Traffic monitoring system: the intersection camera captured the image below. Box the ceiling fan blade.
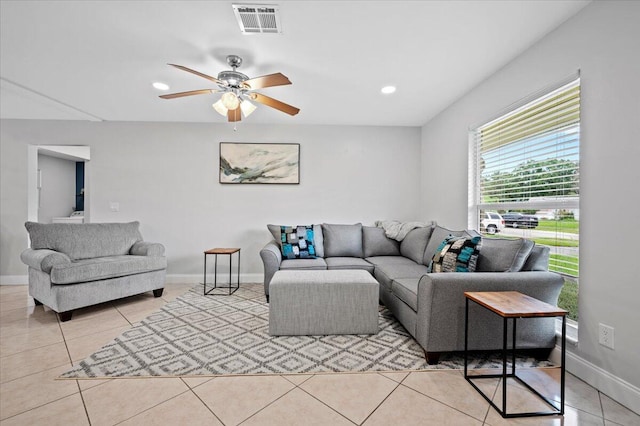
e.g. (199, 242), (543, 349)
(227, 107), (242, 122)
(159, 89), (217, 99)
(168, 64), (224, 85)
(250, 93), (300, 116)
(243, 72), (292, 90)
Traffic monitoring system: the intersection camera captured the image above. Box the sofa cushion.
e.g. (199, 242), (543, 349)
(325, 257), (374, 273)
(427, 235), (482, 273)
(400, 227), (433, 264)
(391, 278), (419, 311)
(280, 258), (327, 270)
(322, 223), (363, 258)
(365, 256), (420, 267)
(363, 226), (401, 257)
(279, 225), (317, 259)
(25, 221), (142, 261)
(373, 262), (429, 289)
(268, 224), (324, 258)
(476, 238), (535, 272)
(422, 225), (468, 265)
(50, 255), (167, 285)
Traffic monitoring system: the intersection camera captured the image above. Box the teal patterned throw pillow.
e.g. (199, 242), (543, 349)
(428, 235), (482, 273)
(280, 226), (317, 259)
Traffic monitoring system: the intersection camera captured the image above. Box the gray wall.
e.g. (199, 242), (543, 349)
(37, 154), (76, 223)
(0, 121), (422, 278)
(420, 0), (640, 396)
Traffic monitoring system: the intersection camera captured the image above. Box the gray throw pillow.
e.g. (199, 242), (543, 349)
(400, 227), (433, 264)
(475, 238), (535, 272)
(363, 226), (400, 257)
(322, 223), (363, 258)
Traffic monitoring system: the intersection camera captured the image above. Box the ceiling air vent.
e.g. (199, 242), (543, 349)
(232, 4), (282, 34)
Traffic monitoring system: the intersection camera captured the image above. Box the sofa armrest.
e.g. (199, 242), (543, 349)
(260, 240), (282, 295)
(415, 271), (564, 352)
(20, 248), (71, 274)
(130, 241), (165, 257)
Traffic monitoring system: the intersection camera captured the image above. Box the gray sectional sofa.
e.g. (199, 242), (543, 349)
(260, 223), (565, 364)
(20, 221), (167, 321)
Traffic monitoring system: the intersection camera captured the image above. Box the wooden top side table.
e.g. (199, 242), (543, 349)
(465, 291), (568, 317)
(203, 248), (240, 296)
(464, 291), (568, 418)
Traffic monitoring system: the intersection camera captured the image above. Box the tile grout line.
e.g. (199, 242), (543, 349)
(182, 377), (228, 425)
(0, 391), (84, 423)
(59, 306), (94, 426)
(357, 374), (406, 425)
(75, 379), (93, 426)
(109, 387), (197, 426)
(398, 373), (492, 424)
(235, 376), (361, 426)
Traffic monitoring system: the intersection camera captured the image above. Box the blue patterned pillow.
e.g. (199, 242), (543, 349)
(280, 225), (317, 259)
(428, 235), (482, 273)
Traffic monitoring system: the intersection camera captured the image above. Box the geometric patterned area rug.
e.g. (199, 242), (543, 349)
(60, 283), (553, 379)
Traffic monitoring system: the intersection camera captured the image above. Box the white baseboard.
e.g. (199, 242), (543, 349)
(551, 346), (640, 415)
(0, 275), (28, 285)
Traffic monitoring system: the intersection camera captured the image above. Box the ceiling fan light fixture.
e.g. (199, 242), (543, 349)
(221, 92), (240, 109)
(381, 85), (396, 94)
(212, 99), (228, 116)
(152, 82), (170, 91)
(240, 99), (257, 117)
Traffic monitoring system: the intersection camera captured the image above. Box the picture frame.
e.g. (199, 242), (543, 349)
(219, 142), (300, 184)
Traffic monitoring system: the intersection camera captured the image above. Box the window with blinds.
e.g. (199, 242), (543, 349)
(469, 77), (580, 321)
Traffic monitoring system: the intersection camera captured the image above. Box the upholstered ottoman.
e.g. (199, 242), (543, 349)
(269, 269), (379, 335)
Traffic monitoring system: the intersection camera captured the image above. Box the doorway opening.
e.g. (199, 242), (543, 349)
(27, 145), (90, 224)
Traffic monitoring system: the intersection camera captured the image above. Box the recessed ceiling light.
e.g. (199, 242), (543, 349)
(381, 86), (396, 94)
(153, 82), (170, 91)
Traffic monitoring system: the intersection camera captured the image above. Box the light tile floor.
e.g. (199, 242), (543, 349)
(1, 283), (638, 426)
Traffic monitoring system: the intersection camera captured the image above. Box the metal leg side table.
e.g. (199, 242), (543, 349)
(203, 248), (240, 296)
(464, 291), (567, 418)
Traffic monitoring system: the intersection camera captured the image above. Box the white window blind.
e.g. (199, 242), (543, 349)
(472, 79), (580, 213)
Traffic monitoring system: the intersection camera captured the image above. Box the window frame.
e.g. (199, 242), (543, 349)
(468, 74), (581, 330)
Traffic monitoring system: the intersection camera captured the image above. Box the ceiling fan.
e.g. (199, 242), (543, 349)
(159, 55), (300, 122)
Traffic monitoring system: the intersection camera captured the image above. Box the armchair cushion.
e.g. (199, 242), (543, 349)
(50, 255), (167, 285)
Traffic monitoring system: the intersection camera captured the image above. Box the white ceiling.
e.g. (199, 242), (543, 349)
(0, 1), (590, 127)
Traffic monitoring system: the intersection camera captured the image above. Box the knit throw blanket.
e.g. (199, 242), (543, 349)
(374, 220), (428, 241)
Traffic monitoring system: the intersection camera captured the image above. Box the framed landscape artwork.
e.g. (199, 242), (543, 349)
(219, 142), (300, 184)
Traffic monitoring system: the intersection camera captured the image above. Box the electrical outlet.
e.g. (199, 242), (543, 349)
(109, 202), (120, 212)
(599, 323), (615, 349)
